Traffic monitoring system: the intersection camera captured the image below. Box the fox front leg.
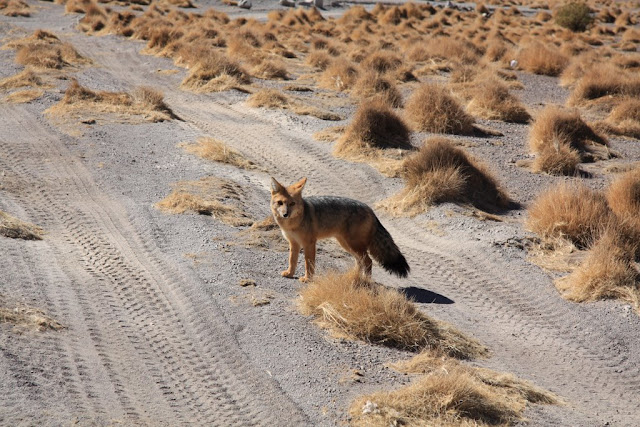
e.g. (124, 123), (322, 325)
(282, 240), (301, 278)
(300, 242), (316, 282)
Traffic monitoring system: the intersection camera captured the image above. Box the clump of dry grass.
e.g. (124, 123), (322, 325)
(334, 98), (411, 155)
(181, 52), (250, 92)
(382, 137), (510, 215)
(0, 296), (64, 331)
(529, 106), (610, 174)
(466, 78), (530, 123)
(596, 98), (640, 139)
(360, 51), (403, 75)
(247, 89), (341, 121)
(0, 0), (30, 17)
(0, 68), (46, 90)
(569, 65), (640, 105)
(607, 167), (640, 234)
(3, 89), (44, 103)
(47, 80), (175, 122)
(156, 177), (253, 226)
(299, 270), (487, 358)
(181, 137), (255, 169)
(305, 50), (332, 70)
(350, 70), (402, 108)
(555, 226), (639, 310)
(517, 42), (568, 76)
(7, 30), (88, 70)
(251, 58), (289, 80)
(0, 211), (43, 240)
(351, 353), (559, 427)
(318, 58), (359, 91)
(404, 83), (475, 135)
(527, 182), (610, 249)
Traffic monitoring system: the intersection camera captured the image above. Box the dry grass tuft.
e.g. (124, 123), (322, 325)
(405, 83), (475, 135)
(313, 125), (346, 142)
(607, 167), (640, 234)
(529, 106), (610, 174)
(0, 0), (30, 17)
(466, 78), (530, 123)
(181, 52), (250, 92)
(382, 137), (510, 215)
(517, 42), (568, 76)
(335, 98), (411, 155)
(351, 70), (402, 108)
(569, 65), (640, 105)
(298, 270), (487, 358)
(247, 89), (341, 121)
(251, 58), (289, 80)
(0, 297), (64, 331)
(596, 98), (640, 139)
(3, 88), (44, 103)
(526, 182), (610, 249)
(156, 177), (253, 227)
(555, 226), (639, 310)
(7, 30), (88, 70)
(0, 211), (43, 240)
(318, 58), (359, 91)
(351, 353), (559, 427)
(181, 137), (255, 169)
(0, 68), (47, 90)
(47, 79), (175, 122)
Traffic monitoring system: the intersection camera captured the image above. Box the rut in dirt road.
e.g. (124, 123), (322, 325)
(0, 104), (308, 425)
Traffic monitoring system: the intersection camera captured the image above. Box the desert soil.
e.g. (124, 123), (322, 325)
(1, 1), (640, 426)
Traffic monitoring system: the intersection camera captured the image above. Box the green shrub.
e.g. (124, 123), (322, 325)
(555, 2), (593, 32)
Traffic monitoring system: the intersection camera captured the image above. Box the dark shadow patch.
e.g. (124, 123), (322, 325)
(400, 286), (454, 304)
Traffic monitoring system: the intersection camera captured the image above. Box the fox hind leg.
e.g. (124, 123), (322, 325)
(337, 237), (372, 277)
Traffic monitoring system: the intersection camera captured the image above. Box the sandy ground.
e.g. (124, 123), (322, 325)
(1, 1), (640, 426)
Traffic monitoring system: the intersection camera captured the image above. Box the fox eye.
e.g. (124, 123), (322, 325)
(289, 202), (295, 206)
(277, 201), (283, 206)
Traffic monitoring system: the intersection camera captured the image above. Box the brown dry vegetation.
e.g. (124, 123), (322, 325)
(350, 353), (559, 427)
(0, 68), (47, 90)
(47, 79), (175, 122)
(6, 30), (89, 70)
(318, 58), (359, 91)
(596, 98), (640, 139)
(4, 88), (44, 103)
(247, 89), (340, 121)
(0, 0), (29, 17)
(0, 210), (43, 240)
(351, 71), (402, 108)
(527, 182), (610, 249)
(0, 296), (64, 331)
(404, 83), (475, 135)
(517, 42), (568, 76)
(383, 138), (510, 215)
(156, 177), (253, 227)
(569, 65), (640, 105)
(466, 78), (530, 123)
(298, 270), (487, 358)
(607, 167), (640, 234)
(181, 137), (255, 169)
(529, 106), (610, 174)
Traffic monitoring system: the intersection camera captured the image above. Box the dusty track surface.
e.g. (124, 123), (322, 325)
(1, 1), (640, 426)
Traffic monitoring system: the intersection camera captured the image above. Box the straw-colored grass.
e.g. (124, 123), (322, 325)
(318, 58), (359, 91)
(181, 52), (250, 92)
(569, 65), (640, 105)
(351, 352), (559, 427)
(597, 98), (640, 139)
(0, 0), (30, 17)
(46, 80), (175, 122)
(181, 137), (255, 169)
(247, 89), (341, 121)
(0, 211), (43, 240)
(4, 89), (44, 103)
(607, 167), (640, 234)
(0, 297), (64, 331)
(404, 83), (475, 135)
(527, 182), (610, 249)
(555, 226), (639, 310)
(351, 71), (403, 108)
(517, 42), (568, 76)
(466, 78), (530, 123)
(0, 68), (47, 90)
(529, 106), (610, 174)
(7, 30), (88, 70)
(382, 137), (510, 215)
(298, 270), (487, 358)
(156, 177), (252, 227)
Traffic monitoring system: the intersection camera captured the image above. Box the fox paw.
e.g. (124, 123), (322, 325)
(299, 276), (310, 283)
(281, 270), (295, 278)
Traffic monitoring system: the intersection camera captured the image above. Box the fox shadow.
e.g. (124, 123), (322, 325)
(400, 286), (454, 304)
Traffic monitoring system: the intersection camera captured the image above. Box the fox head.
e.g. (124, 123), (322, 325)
(270, 177), (306, 221)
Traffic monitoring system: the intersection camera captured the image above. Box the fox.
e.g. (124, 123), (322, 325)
(270, 177), (410, 282)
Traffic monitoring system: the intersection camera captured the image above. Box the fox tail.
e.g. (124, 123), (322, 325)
(369, 219), (410, 278)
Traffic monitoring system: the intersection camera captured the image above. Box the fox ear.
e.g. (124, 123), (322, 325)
(270, 177), (285, 195)
(291, 177), (307, 193)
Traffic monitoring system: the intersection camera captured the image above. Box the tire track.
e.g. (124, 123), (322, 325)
(0, 104), (308, 425)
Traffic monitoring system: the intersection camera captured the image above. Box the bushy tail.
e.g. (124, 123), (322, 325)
(369, 219), (410, 278)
